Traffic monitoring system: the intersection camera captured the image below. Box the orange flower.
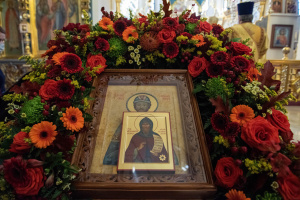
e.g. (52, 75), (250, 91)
(247, 67), (261, 82)
(122, 26), (139, 43)
(191, 34), (206, 47)
(42, 45), (57, 57)
(60, 107), (84, 132)
(230, 105), (255, 125)
(52, 52), (69, 65)
(225, 189), (250, 200)
(29, 121), (58, 149)
(99, 17), (113, 30)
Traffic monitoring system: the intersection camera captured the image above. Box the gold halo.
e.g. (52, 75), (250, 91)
(133, 114), (158, 132)
(126, 93), (158, 112)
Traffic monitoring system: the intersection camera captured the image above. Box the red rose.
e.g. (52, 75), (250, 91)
(157, 29), (176, 43)
(86, 54), (107, 74)
(292, 141), (300, 158)
(3, 157), (44, 196)
(39, 79), (58, 100)
(198, 21), (212, 33)
(267, 108), (293, 143)
(241, 116), (281, 153)
(277, 172), (300, 200)
(188, 57), (209, 77)
(230, 42), (252, 56)
(9, 132), (31, 154)
(215, 157), (243, 188)
(212, 24), (224, 36)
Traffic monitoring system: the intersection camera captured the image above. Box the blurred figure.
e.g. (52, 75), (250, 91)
(0, 26), (5, 95)
(5, 0), (20, 51)
(228, 2), (269, 62)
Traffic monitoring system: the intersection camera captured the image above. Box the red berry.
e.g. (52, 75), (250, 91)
(235, 159), (242, 166)
(81, 100), (84, 105)
(226, 78), (232, 83)
(80, 86), (86, 92)
(29, 96), (34, 100)
(240, 146), (248, 154)
(228, 71), (234, 75)
(181, 59), (185, 63)
(184, 56), (189, 60)
(234, 81), (239, 85)
(223, 70), (228, 74)
(15, 109), (20, 114)
(231, 147), (238, 155)
(42, 110), (49, 116)
(33, 92), (38, 96)
(228, 137), (236, 144)
(41, 99), (46, 103)
(242, 81), (247, 86)
(44, 104), (50, 110)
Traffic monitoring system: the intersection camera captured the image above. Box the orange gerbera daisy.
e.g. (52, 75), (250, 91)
(52, 52), (69, 65)
(60, 107), (84, 132)
(191, 34), (206, 47)
(29, 121), (58, 149)
(230, 105), (255, 125)
(122, 26), (139, 43)
(247, 67), (261, 82)
(225, 189), (250, 200)
(99, 17), (113, 30)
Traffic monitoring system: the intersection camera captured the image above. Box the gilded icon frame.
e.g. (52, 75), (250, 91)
(71, 69), (215, 199)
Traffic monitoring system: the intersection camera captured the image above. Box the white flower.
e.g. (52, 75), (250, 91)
(130, 52), (135, 58)
(128, 46), (134, 51)
(137, 62), (141, 65)
(8, 109), (15, 115)
(136, 54), (140, 58)
(134, 49), (139, 53)
(129, 60), (133, 64)
(137, 45), (142, 49)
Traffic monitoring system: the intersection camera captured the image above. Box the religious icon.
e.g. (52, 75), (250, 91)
(118, 112), (175, 173)
(286, 0), (298, 14)
(272, 0), (282, 13)
(103, 93), (158, 165)
(271, 25), (293, 48)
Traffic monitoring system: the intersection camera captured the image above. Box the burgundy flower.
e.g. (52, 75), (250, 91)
(10, 81), (40, 97)
(56, 79), (75, 100)
(95, 37), (110, 51)
(188, 57), (209, 77)
(162, 42), (179, 59)
(78, 24), (90, 33)
(270, 153), (292, 176)
(206, 64), (224, 78)
(211, 113), (228, 134)
(163, 17), (179, 31)
(113, 20), (127, 36)
(222, 122), (240, 139)
(231, 56), (251, 72)
(60, 53), (83, 73)
(56, 100), (71, 111)
(84, 71), (93, 82)
(176, 24), (185, 34)
(65, 46), (76, 54)
(212, 24), (224, 36)
(47, 65), (62, 78)
(211, 51), (229, 66)
(180, 32), (192, 44)
(3, 157), (44, 196)
(62, 23), (80, 32)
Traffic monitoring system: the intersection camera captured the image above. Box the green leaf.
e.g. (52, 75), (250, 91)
(231, 38), (241, 42)
(53, 189), (63, 199)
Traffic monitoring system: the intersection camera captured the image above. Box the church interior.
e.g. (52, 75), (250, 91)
(0, 0), (300, 199)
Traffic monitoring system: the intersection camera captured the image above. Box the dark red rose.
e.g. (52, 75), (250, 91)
(267, 108), (293, 143)
(86, 54), (107, 74)
(163, 17), (179, 31)
(269, 153), (291, 176)
(95, 37), (110, 51)
(206, 64), (224, 78)
(62, 23), (80, 32)
(113, 20), (127, 36)
(56, 79), (75, 100)
(60, 53), (83, 73)
(78, 24), (90, 33)
(198, 21), (212, 33)
(211, 51), (229, 66)
(188, 57), (209, 77)
(211, 113), (228, 134)
(212, 24), (224, 36)
(162, 42), (179, 59)
(3, 157), (44, 196)
(215, 157), (243, 188)
(39, 79), (58, 100)
(277, 172), (300, 200)
(56, 100), (71, 110)
(157, 29), (176, 43)
(231, 56), (251, 72)
(9, 132), (31, 154)
(230, 42), (252, 56)
(241, 116), (281, 153)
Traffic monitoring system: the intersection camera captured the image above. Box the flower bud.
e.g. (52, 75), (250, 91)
(45, 173), (55, 188)
(27, 159), (43, 167)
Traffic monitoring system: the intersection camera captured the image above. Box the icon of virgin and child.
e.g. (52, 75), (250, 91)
(103, 94), (178, 164)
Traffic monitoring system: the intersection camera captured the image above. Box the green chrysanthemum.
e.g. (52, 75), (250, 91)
(20, 96), (45, 125)
(185, 23), (197, 34)
(108, 37), (127, 58)
(205, 77), (234, 99)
